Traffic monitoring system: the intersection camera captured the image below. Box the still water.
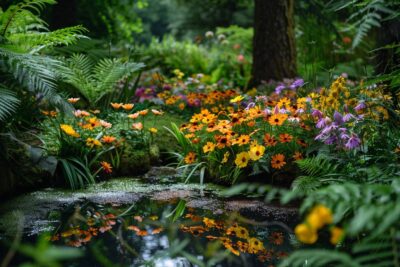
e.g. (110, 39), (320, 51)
(1, 197), (295, 267)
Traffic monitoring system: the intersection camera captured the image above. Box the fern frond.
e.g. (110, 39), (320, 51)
(0, 0), (56, 37)
(296, 155), (337, 177)
(9, 25), (88, 53)
(279, 249), (359, 267)
(291, 175), (322, 194)
(0, 85), (20, 121)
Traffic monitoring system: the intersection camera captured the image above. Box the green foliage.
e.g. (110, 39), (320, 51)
(63, 53), (144, 107)
(0, 85), (19, 121)
(328, 0), (400, 48)
(0, 0), (86, 122)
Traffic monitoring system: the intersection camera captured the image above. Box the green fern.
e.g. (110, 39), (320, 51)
(63, 53), (144, 106)
(329, 0), (399, 48)
(0, 85), (20, 121)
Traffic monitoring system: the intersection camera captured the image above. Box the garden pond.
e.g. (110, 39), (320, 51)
(0, 167), (299, 267)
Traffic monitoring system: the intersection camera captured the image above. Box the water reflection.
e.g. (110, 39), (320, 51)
(45, 198), (293, 266)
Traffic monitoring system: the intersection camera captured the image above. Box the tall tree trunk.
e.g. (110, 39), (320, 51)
(251, 0), (296, 86)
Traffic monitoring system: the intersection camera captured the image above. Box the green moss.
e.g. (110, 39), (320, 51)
(144, 112), (185, 153)
(119, 147), (151, 176)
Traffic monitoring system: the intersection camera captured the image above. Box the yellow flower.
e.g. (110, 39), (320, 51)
(149, 127), (158, 134)
(230, 95), (244, 103)
(222, 151), (229, 163)
(249, 144), (265, 161)
(330, 226), (344, 245)
(235, 152), (250, 168)
(295, 223), (318, 244)
(86, 138), (102, 148)
(248, 237), (264, 254)
(203, 217), (216, 228)
(310, 205), (333, 227)
(60, 124), (80, 138)
(203, 142), (215, 153)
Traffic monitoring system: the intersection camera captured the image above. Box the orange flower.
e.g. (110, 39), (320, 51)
(296, 139), (308, 147)
(122, 103), (134, 110)
(132, 122), (143, 130)
(151, 109), (163, 115)
(268, 114), (288, 126)
(67, 97), (80, 104)
(128, 112), (140, 119)
(100, 161), (112, 174)
(269, 232), (284, 245)
(271, 154), (286, 169)
(101, 135), (116, 144)
(110, 103), (122, 109)
(151, 228), (163, 234)
(263, 133), (277, 147)
(293, 151), (303, 161)
(279, 133), (293, 143)
(184, 152), (196, 164)
(139, 109), (148, 116)
(233, 135), (250, 146)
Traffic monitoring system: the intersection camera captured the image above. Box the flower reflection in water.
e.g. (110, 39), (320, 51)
(50, 199), (292, 266)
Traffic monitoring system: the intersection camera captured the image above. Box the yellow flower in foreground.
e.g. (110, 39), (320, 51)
(149, 127), (158, 134)
(60, 124), (80, 138)
(235, 152), (250, 168)
(203, 142), (215, 153)
(249, 144), (265, 161)
(230, 95), (244, 103)
(309, 205), (333, 227)
(86, 138), (102, 148)
(295, 223), (318, 244)
(330, 227), (344, 245)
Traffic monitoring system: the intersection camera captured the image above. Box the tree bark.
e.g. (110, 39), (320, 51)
(251, 0), (297, 86)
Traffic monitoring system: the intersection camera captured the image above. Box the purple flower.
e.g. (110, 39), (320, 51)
(345, 134), (361, 149)
(333, 111), (344, 125)
(275, 84), (286, 95)
(343, 113), (356, 122)
(245, 102), (256, 110)
(316, 117), (330, 129)
(354, 101), (367, 112)
(325, 136), (338, 145)
(290, 78), (304, 90)
(311, 109), (323, 119)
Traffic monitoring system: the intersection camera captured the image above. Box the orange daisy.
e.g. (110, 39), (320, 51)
(268, 114), (288, 126)
(279, 133), (293, 143)
(100, 161), (112, 174)
(263, 133), (277, 147)
(101, 135), (116, 143)
(184, 152), (196, 164)
(271, 154), (286, 169)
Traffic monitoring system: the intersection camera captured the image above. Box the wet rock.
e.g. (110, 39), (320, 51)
(144, 166), (181, 183)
